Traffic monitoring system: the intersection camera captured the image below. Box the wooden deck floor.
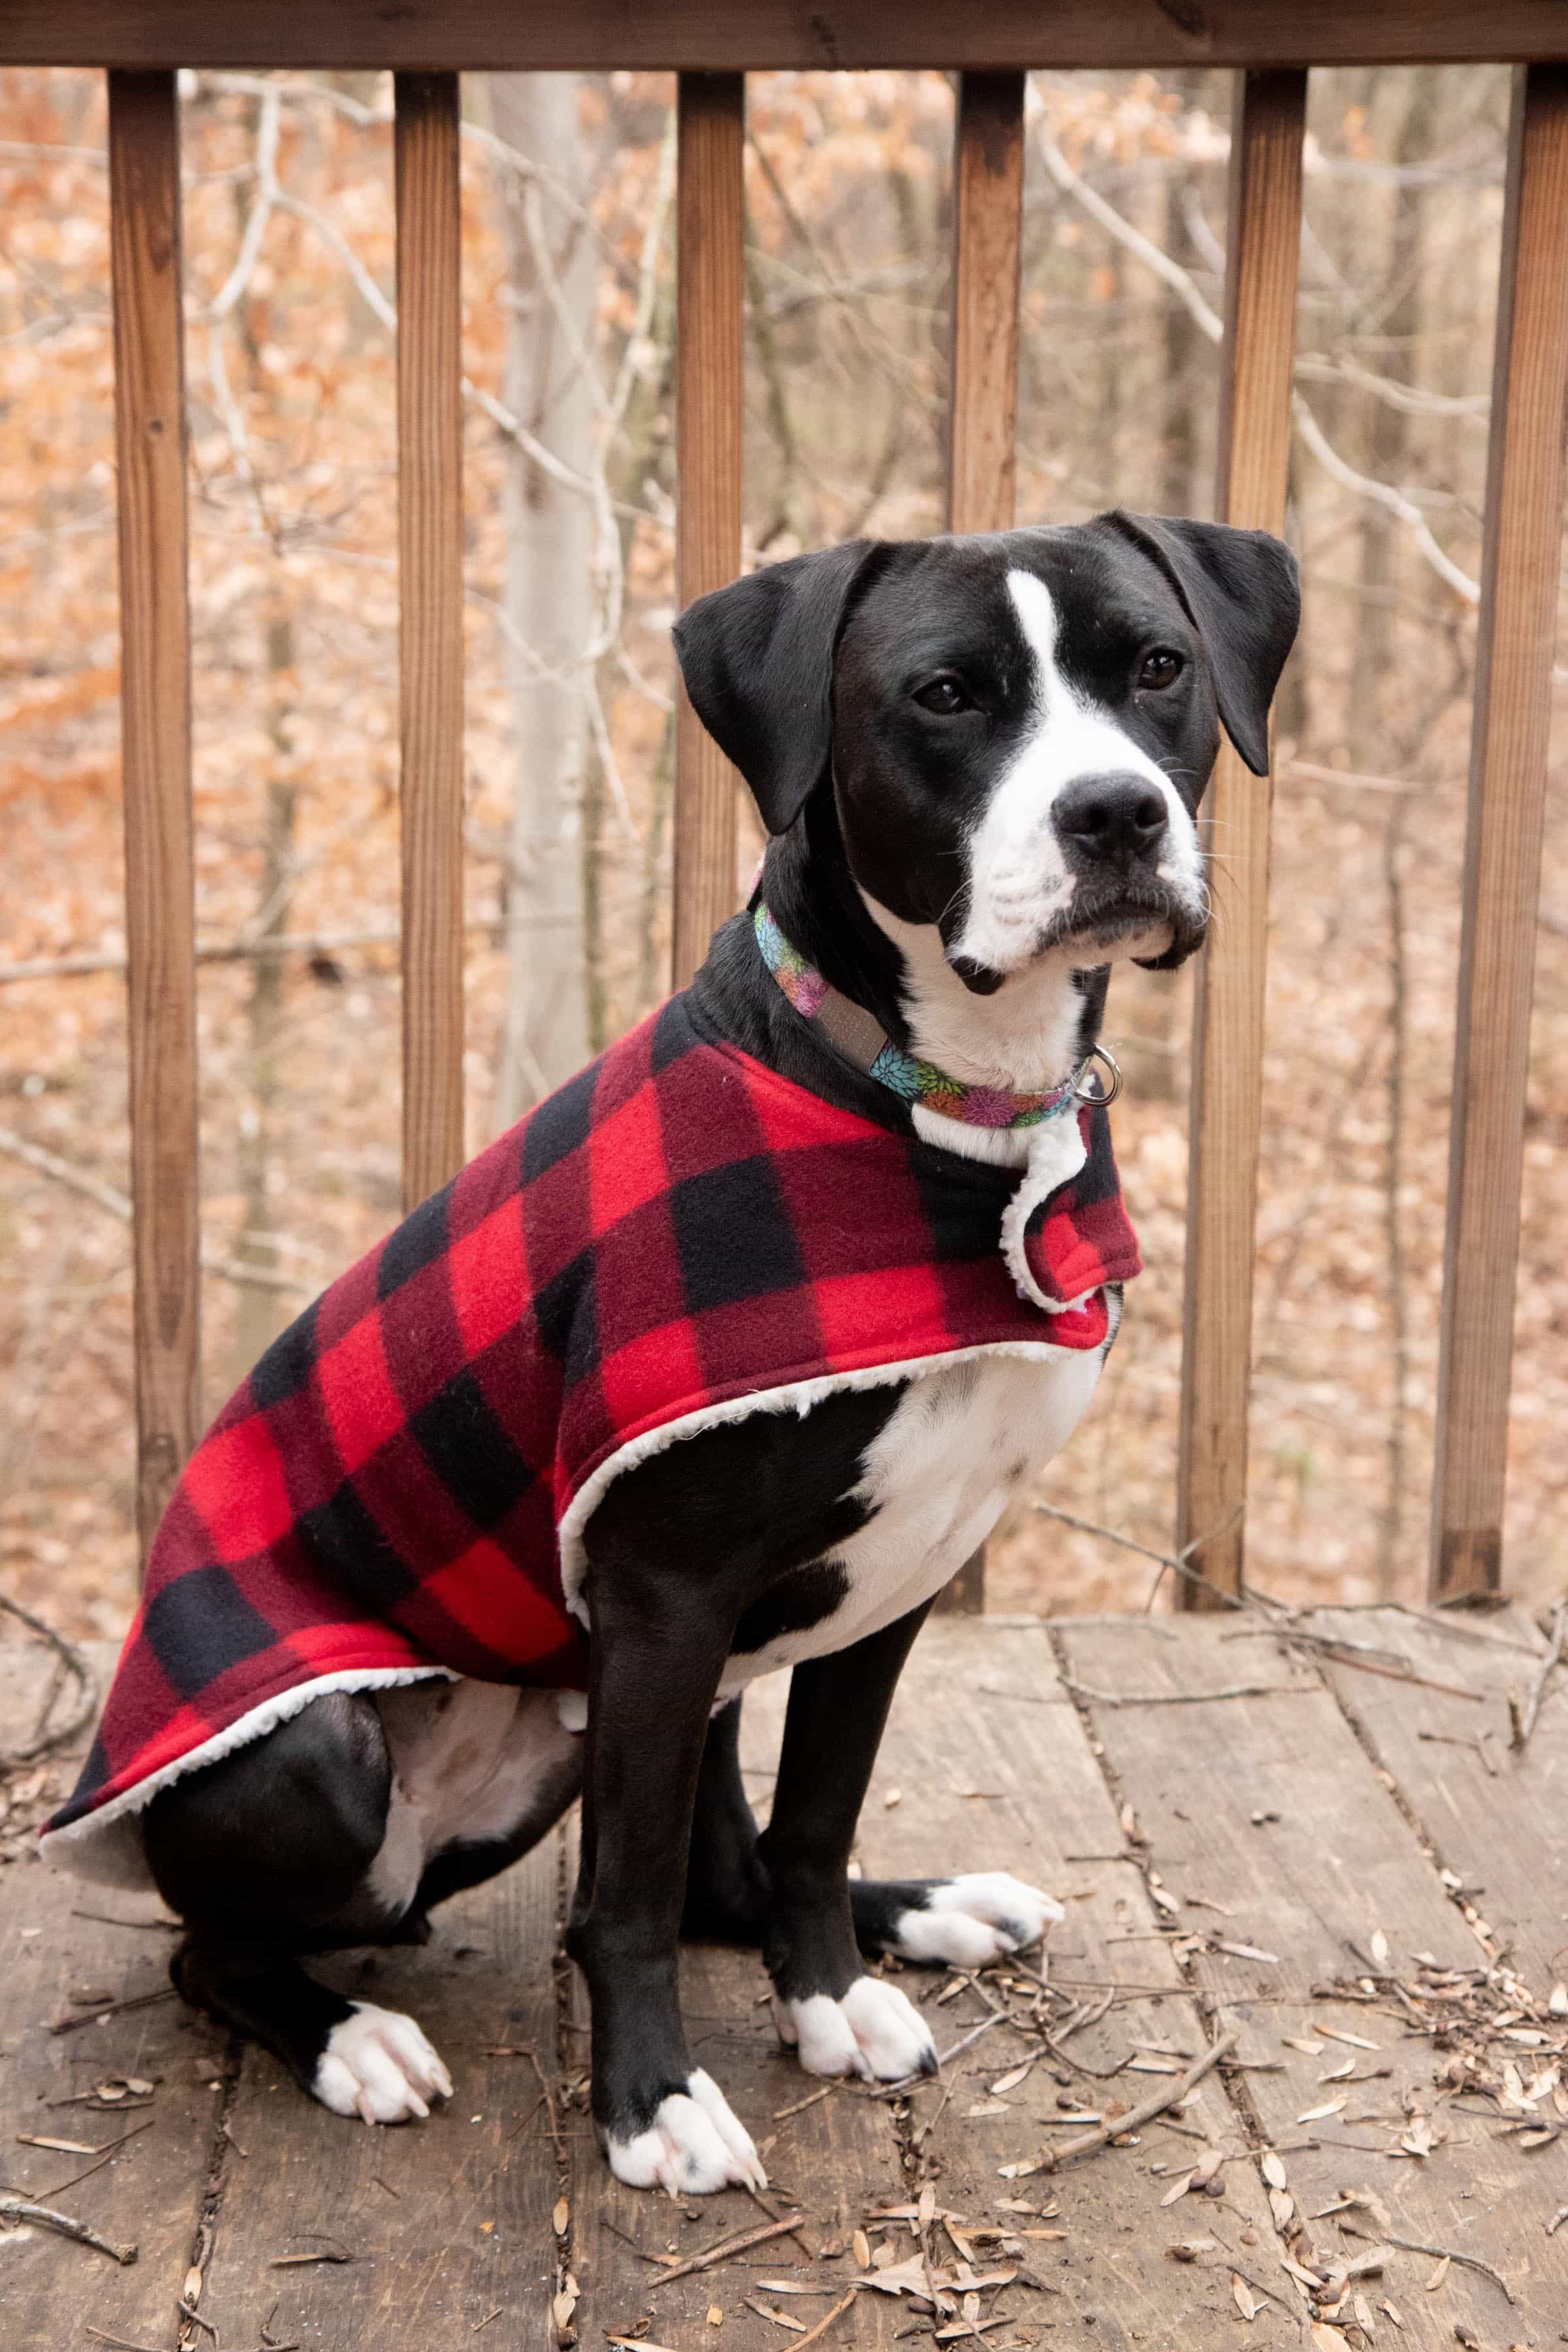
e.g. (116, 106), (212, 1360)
(3, 1607), (1565, 2351)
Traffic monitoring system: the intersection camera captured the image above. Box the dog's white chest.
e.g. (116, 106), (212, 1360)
(717, 1345), (1104, 1695)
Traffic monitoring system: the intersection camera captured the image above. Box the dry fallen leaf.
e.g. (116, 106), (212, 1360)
(1282, 2036), (1326, 2056)
(1369, 1929), (1390, 1968)
(1297, 2096), (1348, 2123)
(1160, 2174), (1193, 2207)
(1260, 2151), (1287, 2190)
(1268, 2188), (1295, 2232)
(1231, 2272), (1264, 2322)
(1311, 2024), (1379, 2051)
(1424, 2255), (1450, 2293)
(706, 2305), (723, 2327)
(553, 2198), (569, 2236)
(989, 2061), (1034, 2095)
(1380, 2298), (1405, 2329)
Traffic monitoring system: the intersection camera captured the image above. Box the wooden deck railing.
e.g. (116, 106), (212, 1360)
(15, 13), (1567, 1607)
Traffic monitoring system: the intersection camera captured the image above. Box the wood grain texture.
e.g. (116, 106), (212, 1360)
(1310, 1603), (1568, 1980)
(672, 73), (745, 988)
(109, 70), (200, 1559)
(17, 5), (1568, 71)
(947, 71), (1024, 536)
(395, 72), (466, 1211)
(1175, 71), (1305, 1607)
(1062, 1613), (1568, 2347)
(0, 1644), (216, 2345)
(201, 1828), (562, 2348)
(1429, 64), (1568, 1601)
(862, 1623), (1285, 2348)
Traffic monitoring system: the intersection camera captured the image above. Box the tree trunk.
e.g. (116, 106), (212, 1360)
(233, 605), (297, 1377)
(488, 73), (596, 1126)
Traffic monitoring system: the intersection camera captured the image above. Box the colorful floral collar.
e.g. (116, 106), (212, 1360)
(753, 903), (1092, 1131)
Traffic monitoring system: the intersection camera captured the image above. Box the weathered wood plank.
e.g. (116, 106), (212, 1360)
(1430, 63), (1568, 1601)
(395, 71), (466, 1211)
(108, 69), (201, 1558)
(199, 1827), (562, 2349)
(1176, 70), (1305, 1607)
(947, 71), (1024, 536)
(1062, 1614), (1565, 2344)
(18, 6), (1568, 72)
(861, 1619), (1284, 2352)
(1311, 1602), (1568, 1983)
(672, 71), (745, 990)
(0, 1643), (214, 2344)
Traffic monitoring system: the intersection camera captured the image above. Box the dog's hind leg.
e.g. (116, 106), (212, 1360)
(144, 1690), (451, 2124)
(685, 1689), (1061, 1975)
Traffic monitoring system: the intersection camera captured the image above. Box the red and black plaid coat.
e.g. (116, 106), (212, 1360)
(44, 991), (1139, 1874)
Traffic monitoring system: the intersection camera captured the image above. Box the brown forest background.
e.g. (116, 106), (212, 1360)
(1, 64), (1565, 1644)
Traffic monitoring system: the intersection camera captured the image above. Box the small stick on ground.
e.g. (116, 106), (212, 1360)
(1341, 2223), (1515, 2306)
(643, 2212), (804, 2285)
(1511, 1597), (1567, 1751)
(0, 2191), (137, 2263)
(48, 1987), (175, 2036)
(787, 2289), (857, 2351)
(1037, 2030), (1237, 2170)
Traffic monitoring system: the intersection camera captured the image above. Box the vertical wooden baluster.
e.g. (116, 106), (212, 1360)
(1175, 70), (1306, 1608)
(938, 69), (1026, 1619)
(672, 71), (745, 990)
(1431, 65), (1568, 1603)
(109, 71), (199, 1561)
(395, 71), (465, 1209)
(947, 69), (1025, 536)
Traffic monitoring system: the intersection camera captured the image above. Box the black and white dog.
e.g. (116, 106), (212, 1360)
(135, 514), (1297, 2195)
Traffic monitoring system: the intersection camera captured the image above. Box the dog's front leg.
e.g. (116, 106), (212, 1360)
(566, 1571), (766, 2196)
(760, 1601), (939, 2082)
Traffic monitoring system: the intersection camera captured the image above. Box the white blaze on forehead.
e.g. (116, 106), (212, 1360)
(947, 567), (1202, 977)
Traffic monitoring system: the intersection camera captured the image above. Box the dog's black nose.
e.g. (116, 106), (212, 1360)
(1052, 773), (1168, 870)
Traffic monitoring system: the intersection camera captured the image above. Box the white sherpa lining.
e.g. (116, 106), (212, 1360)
(46, 1332), (1104, 1886)
(999, 1113), (1090, 1312)
(39, 1662), (455, 1889)
(554, 1340), (1072, 1627)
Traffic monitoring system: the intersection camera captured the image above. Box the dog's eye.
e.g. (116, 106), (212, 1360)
(913, 675), (973, 715)
(1138, 649), (1184, 692)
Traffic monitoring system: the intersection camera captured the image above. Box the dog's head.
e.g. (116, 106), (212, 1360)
(674, 514), (1299, 987)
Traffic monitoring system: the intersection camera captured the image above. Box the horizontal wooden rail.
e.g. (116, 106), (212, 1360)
(108, 68), (201, 1560)
(18, 5), (1568, 71)
(1175, 69), (1306, 1608)
(395, 71), (466, 1210)
(671, 71), (745, 990)
(1430, 62), (1568, 1602)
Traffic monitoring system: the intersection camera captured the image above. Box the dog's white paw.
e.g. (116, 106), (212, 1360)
(774, 1976), (938, 2082)
(887, 1872), (1065, 1968)
(312, 2001), (454, 2125)
(606, 2068), (767, 2195)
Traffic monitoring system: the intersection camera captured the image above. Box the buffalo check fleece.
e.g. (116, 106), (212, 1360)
(43, 990), (1139, 1882)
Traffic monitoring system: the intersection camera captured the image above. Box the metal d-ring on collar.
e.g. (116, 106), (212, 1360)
(1075, 1045), (1123, 1107)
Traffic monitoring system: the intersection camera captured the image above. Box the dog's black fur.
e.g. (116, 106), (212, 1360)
(137, 515), (1298, 2189)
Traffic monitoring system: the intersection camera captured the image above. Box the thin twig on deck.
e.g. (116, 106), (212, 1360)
(0, 2191), (136, 2263)
(641, 2213), (805, 2284)
(1037, 2031), (1237, 2170)
(1511, 1597), (1567, 1750)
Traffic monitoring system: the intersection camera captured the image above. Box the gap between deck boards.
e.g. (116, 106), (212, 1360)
(2, 1606), (1561, 2352)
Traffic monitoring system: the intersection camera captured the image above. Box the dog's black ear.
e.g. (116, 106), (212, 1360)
(1102, 512), (1299, 777)
(672, 542), (879, 836)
